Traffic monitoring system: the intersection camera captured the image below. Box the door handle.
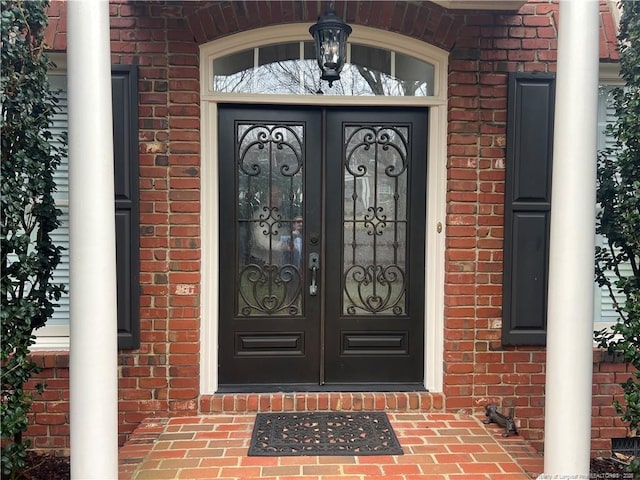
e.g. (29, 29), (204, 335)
(309, 252), (320, 296)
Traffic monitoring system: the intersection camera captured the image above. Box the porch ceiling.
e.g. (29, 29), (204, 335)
(431, 0), (526, 10)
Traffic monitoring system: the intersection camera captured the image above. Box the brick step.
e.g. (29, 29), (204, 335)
(199, 392), (446, 413)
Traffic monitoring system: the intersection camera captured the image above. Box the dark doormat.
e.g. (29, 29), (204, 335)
(247, 411), (404, 456)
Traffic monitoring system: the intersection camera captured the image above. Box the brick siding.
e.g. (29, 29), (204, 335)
(26, 0), (629, 459)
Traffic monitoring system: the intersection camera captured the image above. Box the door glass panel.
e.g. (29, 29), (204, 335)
(343, 125), (409, 316)
(236, 123), (304, 316)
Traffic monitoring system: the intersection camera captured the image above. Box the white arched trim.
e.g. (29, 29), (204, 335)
(200, 24), (447, 394)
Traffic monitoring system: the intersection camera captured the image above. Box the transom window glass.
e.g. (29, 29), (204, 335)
(212, 42), (435, 96)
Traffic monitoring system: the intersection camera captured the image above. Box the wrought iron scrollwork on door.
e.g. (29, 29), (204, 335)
(238, 264), (302, 315)
(236, 124), (305, 316)
(344, 264), (406, 315)
(342, 125), (409, 316)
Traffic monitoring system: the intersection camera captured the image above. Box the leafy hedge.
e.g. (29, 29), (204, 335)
(1, 1), (65, 477)
(594, 0), (640, 475)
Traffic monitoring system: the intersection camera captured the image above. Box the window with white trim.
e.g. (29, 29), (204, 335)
(34, 72), (70, 348)
(35, 61), (140, 350)
(594, 67), (631, 330)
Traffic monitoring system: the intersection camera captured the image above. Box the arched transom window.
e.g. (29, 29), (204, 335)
(212, 41), (435, 96)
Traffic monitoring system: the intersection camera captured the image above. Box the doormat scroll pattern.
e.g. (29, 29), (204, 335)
(248, 411), (404, 456)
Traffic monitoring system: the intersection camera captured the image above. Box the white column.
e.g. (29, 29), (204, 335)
(67, 1), (118, 479)
(542, 0), (599, 477)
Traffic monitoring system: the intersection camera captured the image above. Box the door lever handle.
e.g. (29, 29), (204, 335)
(308, 252), (320, 296)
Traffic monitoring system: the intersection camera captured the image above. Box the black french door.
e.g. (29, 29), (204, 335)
(218, 105), (427, 390)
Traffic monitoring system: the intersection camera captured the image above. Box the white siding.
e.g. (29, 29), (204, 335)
(48, 75), (70, 327)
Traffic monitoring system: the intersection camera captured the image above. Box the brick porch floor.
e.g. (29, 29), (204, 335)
(118, 411), (544, 480)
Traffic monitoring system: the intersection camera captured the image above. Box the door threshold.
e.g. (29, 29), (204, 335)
(200, 389), (445, 413)
(216, 383), (427, 394)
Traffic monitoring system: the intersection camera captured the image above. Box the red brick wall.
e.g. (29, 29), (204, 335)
(591, 351), (636, 457)
(26, 0), (629, 458)
(26, 353), (70, 451)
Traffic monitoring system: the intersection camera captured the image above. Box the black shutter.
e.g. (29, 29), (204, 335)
(502, 73), (555, 346)
(112, 65), (140, 349)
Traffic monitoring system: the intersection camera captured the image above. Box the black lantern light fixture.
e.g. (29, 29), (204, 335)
(309, 7), (352, 87)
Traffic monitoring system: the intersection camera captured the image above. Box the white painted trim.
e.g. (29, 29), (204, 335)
(424, 106), (447, 394)
(199, 25), (448, 394)
(599, 62), (622, 84)
(48, 53), (67, 73)
(199, 101), (219, 394)
(543, 1), (599, 475)
(67, 1), (119, 478)
(606, 0), (622, 35)
(432, 0), (525, 9)
(32, 325), (70, 350)
(200, 93), (446, 107)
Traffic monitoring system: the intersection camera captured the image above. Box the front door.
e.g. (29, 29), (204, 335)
(218, 105), (427, 390)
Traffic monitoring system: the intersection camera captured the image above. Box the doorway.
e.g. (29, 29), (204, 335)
(218, 105), (428, 390)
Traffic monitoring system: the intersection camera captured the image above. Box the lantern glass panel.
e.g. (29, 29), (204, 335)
(318, 28), (344, 69)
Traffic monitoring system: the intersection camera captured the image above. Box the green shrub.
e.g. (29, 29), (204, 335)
(594, 0), (640, 475)
(1, 1), (65, 477)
